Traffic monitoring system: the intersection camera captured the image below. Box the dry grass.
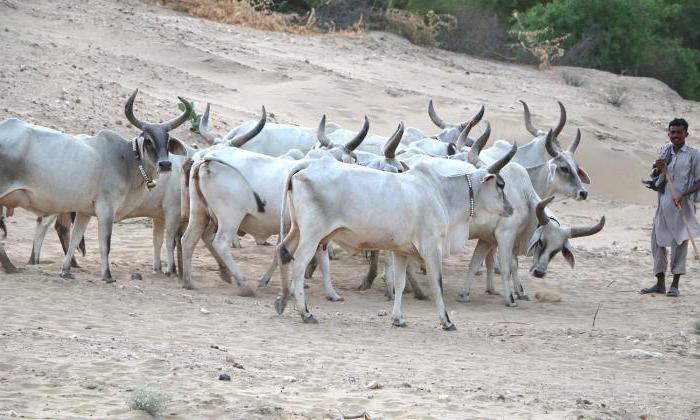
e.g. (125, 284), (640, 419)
(383, 8), (456, 48)
(156, 0), (366, 35)
(157, 0), (317, 34)
(561, 70), (585, 87)
(603, 86), (628, 108)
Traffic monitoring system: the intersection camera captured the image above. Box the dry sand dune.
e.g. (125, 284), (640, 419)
(1, 0), (699, 418)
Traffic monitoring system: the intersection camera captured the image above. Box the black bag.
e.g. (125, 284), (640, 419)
(642, 146), (672, 193)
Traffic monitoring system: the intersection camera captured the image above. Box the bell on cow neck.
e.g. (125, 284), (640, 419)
(147, 180), (157, 189)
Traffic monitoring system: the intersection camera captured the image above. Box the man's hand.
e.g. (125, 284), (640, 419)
(674, 191), (686, 208)
(655, 159), (667, 173)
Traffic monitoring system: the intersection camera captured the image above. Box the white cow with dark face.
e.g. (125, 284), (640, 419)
(0, 90), (191, 281)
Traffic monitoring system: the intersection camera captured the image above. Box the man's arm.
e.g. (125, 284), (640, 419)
(680, 180), (700, 200)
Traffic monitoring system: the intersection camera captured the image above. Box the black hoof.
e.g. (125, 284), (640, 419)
(457, 293), (470, 303)
(326, 295), (344, 302)
(274, 297), (286, 315)
(60, 271), (74, 279)
(442, 323), (457, 331)
(302, 313), (318, 324)
(392, 318), (407, 328)
(102, 277), (116, 284)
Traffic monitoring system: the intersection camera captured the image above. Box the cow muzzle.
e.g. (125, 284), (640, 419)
(577, 190), (588, 200)
(158, 160), (173, 171)
(531, 267), (546, 278)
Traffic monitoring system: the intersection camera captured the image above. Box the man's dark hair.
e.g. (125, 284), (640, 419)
(669, 118), (689, 132)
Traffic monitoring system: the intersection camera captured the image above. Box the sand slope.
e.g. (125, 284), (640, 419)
(0, 0), (699, 418)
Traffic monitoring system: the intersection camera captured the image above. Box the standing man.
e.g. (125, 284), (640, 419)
(642, 119), (700, 297)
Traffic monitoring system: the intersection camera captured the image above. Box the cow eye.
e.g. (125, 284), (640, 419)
(560, 166), (569, 173)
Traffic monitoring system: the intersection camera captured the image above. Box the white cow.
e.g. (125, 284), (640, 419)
(0, 90), (191, 281)
(458, 161), (605, 305)
(200, 104), (341, 157)
(479, 100), (568, 167)
(331, 103), (485, 157)
(179, 116), (370, 295)
(274, 143), (518, 330)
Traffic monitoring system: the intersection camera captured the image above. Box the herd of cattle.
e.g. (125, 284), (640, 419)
(0, 90), (605, 330)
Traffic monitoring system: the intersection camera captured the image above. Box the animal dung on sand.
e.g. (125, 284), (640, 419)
(535, 291), (562, 303)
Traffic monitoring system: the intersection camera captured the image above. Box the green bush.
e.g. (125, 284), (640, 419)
(127, 385), (169, 417)
(514, 0), (700, 100)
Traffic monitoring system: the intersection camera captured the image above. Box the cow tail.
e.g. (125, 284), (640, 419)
(180, 157), (194, 226)
(0, 215), (6, 239)
(191, 160), (218, 227)
(278, 161), (312, 264)
(201, 157), (266, 213)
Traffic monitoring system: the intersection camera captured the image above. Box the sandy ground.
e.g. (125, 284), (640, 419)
(1, 0), (699, 418)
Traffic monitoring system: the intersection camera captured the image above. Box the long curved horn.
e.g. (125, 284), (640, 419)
(567, 128), (581, 154)
(520, 100), (538, 136)
(455, 118), (475, 150)
(536, 196), (555, 226)
(487, 141), (517, 174)
(198, 103), (217, 145)
(125, 89), (144, 130)
(466, 121), (490, 165)
(383, 122), (404, 158)
(161, 96), (193, 131)
(428, 99), (447, 129)
(316, 115), (333, 148)
(344, 116), (370, 151)
(569, 216), (606, 238)
(228, 106), (266, 148)
(544, 129), (559, 157)
(553, 101), (567, 138)
(458, 105), (485, 132)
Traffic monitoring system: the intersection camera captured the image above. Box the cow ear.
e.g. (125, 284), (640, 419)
(482, 173), (495, 183)
(168, 137), (188, 156)
(400, 162), (410, 172)
(577, 167), (591, 184)
(562, 241), (575, 268)
(526, 231), (541, 256)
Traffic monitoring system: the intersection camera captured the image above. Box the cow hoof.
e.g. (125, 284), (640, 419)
(326, 294), (344, 302)
(486, 289), (498, 295)
(152, 267), (162, 274)
(392, 318), (407, 328)
(218, 270), (232, 284)
(3, 266), (19, 274)
(182, 283), (195, 291)
(258, 276), (271, 287)
(505, 302), (519, 308)
(165, 270), (177, 278)
(357, 282), (371, 291)
(238, 286), (256, 298)
(60, 271), (74, 279)
(457, 293), (470, 303)
(27, 258), (38, 265)
(274, 297), (286, 315)
(102, 277), (116, 284)
(517, 293), (530, 301)
(302, 314), (318, 324)
(442, 323), (457, 331)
